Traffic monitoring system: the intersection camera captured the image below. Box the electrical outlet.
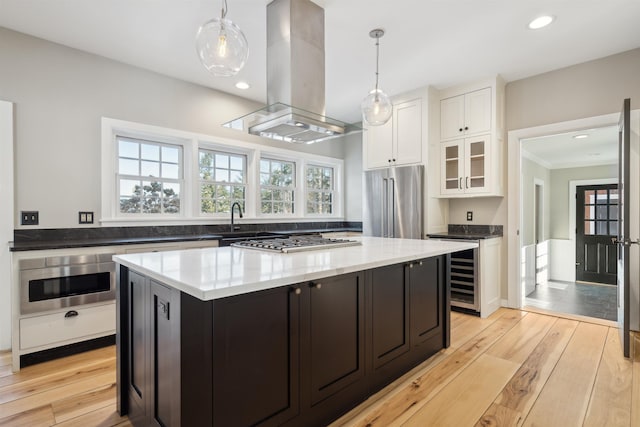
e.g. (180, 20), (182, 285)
(21, 211), (39, 225)
(79, 211), (94, 224)
(466, 211), (473, 221)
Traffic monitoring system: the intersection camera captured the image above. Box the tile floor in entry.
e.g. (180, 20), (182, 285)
(525, 280), (617, 321)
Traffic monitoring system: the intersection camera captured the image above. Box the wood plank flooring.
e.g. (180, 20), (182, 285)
(0, 308), (637, 427)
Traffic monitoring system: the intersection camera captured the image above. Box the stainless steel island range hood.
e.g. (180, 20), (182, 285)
(224, 0), (359, 144)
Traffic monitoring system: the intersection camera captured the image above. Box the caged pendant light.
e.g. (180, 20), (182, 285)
(361, 29), (392, 126)
(196, 0), (249, 77)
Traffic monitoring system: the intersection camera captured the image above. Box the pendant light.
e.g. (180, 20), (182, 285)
(361, 29), (392, 126)
(196, 0), (249, 77)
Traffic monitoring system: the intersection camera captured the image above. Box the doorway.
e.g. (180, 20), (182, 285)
(515, 122), (619, 321)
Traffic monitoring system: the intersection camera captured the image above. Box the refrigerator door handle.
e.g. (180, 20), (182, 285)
(389, 177), (396, 238)
(382, 178), (389, 237)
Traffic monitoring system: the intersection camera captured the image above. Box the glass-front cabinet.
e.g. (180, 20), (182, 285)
(440, 134), (489, 195)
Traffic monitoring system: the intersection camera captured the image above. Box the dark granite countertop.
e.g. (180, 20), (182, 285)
(9, 222), (362, 252)
(427, 224), (503, 241)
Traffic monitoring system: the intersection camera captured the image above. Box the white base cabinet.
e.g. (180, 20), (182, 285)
(478, 237), (502, 318)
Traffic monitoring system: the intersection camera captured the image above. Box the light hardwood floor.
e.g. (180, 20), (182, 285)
(0, 309), (638, 427)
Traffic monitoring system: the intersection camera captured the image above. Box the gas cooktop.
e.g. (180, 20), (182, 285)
(231, 236), (361, 253)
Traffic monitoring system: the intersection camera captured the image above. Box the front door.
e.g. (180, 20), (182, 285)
(575, 184), (618, 284)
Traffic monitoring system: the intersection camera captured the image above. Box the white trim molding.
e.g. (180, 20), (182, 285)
(101, 117), (345, 226)
(0, 100), (14, 350)
(507, 113), (619, 309)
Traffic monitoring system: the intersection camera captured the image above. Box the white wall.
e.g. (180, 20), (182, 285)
(342, 131), (363, 221)
(520, 157), (551, 246)
(0, 100), (14, 350)
(549, 165), (617, 239)
(0, 27), (349, 229)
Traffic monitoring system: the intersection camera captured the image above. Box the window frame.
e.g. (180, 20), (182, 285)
(116, 136), (184, 216)
(101, 117), (344, 226)
(305, 163), (336, 216)
(258, 156), (297, 217)
(198, 147), (248, 217)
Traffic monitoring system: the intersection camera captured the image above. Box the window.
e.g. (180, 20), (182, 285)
(199, 149), (246, 214)
(102, 118), (343, 224)
(306, 165), (334, 214)
(260, 158), (295, 214)
(117, 137), (182, 214)
(583, 186), (618, 236)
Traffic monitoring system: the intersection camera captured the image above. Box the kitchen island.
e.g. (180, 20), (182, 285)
(114, 236), (477, 427)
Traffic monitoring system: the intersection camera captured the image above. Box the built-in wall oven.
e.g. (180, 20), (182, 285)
(20, 254), (115, 315)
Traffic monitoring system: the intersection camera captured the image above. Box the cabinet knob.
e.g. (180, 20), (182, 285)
(409, 263), (414, 269)
(418, 260), (423, 266)
(464, 126), (469, 131)
(292, 288), (302, 295)
(392, 158), (396, 162)
(459, 128), (463, 132)
(388, 159), (392, 163)
(310, 282), (322, 289)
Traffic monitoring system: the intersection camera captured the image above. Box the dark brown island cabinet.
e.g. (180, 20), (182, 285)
(116, 255), (450, 427)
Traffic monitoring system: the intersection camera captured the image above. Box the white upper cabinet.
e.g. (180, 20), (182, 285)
(440, 134), (491, 195)
(364, 115), (394, 169)
(438, 78), (504, 198)
(364, 98), (423, 169)
(393, 98), (423, 165)
(440, 87), (491, 140)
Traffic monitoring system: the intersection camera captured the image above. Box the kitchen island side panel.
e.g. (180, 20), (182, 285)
(117, 252), (453, 426)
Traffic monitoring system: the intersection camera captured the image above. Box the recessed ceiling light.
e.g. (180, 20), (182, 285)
(528, 15), (555, 30)
(235, 81), (250, 90)
(573, 134), (589, 139)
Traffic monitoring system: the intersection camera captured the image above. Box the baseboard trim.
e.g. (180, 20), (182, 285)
(20, 335), (115, 368)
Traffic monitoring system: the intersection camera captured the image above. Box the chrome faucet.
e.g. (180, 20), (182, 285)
(231, 202), (243, 232)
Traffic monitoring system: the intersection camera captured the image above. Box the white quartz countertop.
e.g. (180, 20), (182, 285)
(113, 236), (478, 301)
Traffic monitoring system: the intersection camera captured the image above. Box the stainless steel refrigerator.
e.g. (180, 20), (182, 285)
(363, 165), (423, 239)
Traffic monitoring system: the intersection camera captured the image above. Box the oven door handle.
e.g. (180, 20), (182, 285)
(64, 310), (79, 318)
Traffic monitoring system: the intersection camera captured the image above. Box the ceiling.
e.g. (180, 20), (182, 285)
(1, 0), (639, 123)
(522, 126), (618, 169)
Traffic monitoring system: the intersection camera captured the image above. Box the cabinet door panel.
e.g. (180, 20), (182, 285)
(440, 95), (465, 140)
(364, 119), (393, 169)
(213, 287), (299, 427)
(128, 272), (146, 408)
(410, 258), (441, 344)
(464, 134), (490, 194)
(308, 273), (365, 405)
(371, 264), (410, 369)
(150, 281), (175, 427)
(440, 140), (464, 195)
(394, 99), (422, 165)
(464, 88), (491, 135)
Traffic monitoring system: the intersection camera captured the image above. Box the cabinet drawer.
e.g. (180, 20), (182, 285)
(20, 303), (115, 350)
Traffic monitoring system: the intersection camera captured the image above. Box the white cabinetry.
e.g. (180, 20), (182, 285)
(438, 78), (504, 197)
(364, 98), (423, 169)
(441, 134), (491, 195)
(479, 237), (502, 318)
(440, 88), (491, 140)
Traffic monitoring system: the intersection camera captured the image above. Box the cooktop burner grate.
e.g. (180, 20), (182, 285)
(231, 236), (361, 253)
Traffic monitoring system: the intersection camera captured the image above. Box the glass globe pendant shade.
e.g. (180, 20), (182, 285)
(196, 17), (248, 77)
(362, 88), (392, 126)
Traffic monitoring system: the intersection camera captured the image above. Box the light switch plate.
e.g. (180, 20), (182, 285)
(79, 211), (94, 224)
(21, 211), (39, 225)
